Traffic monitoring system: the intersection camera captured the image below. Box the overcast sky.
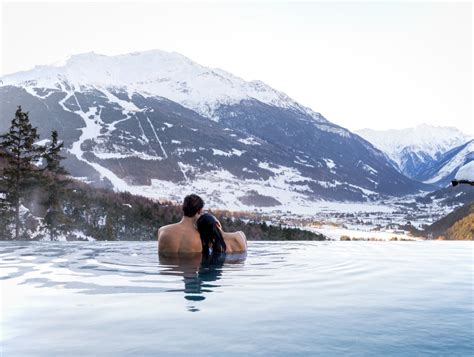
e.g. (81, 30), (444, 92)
(1, 1), (472, 134)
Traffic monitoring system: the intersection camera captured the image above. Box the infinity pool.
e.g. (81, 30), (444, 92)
(1, 241), (472, 356)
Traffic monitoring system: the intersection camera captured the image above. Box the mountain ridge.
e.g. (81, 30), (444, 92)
(1, 49), (325, 123)
(356, 125), (472, 185)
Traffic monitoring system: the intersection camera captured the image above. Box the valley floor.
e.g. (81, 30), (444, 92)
(253, 194), (467, 241)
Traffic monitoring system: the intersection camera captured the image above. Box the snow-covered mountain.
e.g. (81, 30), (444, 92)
(422, 140), (474, 186)
(1, 50), (319, 121)
(356, 125), (472, 181)
(0, 50), (429, 211)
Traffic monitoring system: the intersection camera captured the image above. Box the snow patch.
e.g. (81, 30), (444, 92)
(100, 88), (141, 112)
(212, 148), (245, 157)
(323, 158), (336, 171)
(455, 160), (474, 181)
(238, 137), (261, 146)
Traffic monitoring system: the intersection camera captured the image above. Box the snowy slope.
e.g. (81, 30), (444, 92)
(455, 161), (474, 181)
(356, 125), (471, 179)
(0, 50), (321, 121)
(423, 140), (473, 186)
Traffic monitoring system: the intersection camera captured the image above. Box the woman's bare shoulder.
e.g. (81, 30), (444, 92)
(223, 231), (247, 251)
(223, 231), (244, 239)
(228, 231), (246, 240)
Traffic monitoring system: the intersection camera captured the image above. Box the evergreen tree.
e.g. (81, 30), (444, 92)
(43, 130), (70, 240)
(43, 131), (67, 175)
(104, 214), (116, 241)
(0, 107), (45, 240)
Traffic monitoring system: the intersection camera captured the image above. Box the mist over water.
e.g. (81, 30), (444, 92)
(1, 241), (473, 356)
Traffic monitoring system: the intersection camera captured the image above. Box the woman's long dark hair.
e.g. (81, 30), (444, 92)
(196, 213), (227, 256)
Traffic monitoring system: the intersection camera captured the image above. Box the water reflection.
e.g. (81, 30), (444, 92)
(159, 252), (246, 311)
(0, 243), (246, 307)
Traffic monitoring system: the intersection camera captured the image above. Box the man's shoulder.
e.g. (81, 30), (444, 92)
(158, 224), (176, 245)
(159, 222), (180, 233)
(158, 224), (178, 252)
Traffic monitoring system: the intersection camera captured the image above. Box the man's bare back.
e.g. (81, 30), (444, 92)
(158, 194), (204, 255)
(158, 217), (202, 255)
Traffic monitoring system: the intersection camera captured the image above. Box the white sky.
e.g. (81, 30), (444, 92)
(1, 1), (472, 134)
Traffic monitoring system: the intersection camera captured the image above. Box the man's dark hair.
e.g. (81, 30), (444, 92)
(182, 194), (204, 217)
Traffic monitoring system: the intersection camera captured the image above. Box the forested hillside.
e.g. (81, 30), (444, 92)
(423, 202), (473, 240)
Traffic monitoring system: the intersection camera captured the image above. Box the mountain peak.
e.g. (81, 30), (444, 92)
(356, 125), (472, 183)
(356, 125), (471, 158)
(1, 49), (317, 120)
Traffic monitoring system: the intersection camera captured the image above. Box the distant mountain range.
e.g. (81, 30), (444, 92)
(0, 50), (430, 210)
(356, 126), (472, 187)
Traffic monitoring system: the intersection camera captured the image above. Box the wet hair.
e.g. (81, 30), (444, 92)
(196, 213), (227, 256)
(182, 194), (204, 217)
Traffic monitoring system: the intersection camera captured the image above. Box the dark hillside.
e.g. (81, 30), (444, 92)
(423, 202), (473, 240)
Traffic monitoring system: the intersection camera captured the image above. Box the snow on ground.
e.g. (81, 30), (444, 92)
(316, 180), (342, 189)
(93, 150), (161, 161)
(316, 124), (351, 138)
(92, 165), (312, 214)
(145, 116), (168, 159)
(211, 149), (244, 157)
(346, 183), (378, 196)
(361, 162), (377, 175)
(455, 160), (474, 181)
(323, 158), (336, 172)
(106, 163), (395, 216)
(71, 230), (96, 241)
(307, 226), (422, 241)
(35, 138), (51, 146)
(68, 107), (105, 161)
(257, 162), (312, 184)
(100, 88), (141, 112)
(301, 201), (394, 214)
(238, 137), (261, 146)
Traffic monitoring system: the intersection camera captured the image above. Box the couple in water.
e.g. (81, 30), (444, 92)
(158, 194), (247, 255)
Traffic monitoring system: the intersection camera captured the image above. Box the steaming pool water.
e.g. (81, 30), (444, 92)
(1, 241), (472, 356)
